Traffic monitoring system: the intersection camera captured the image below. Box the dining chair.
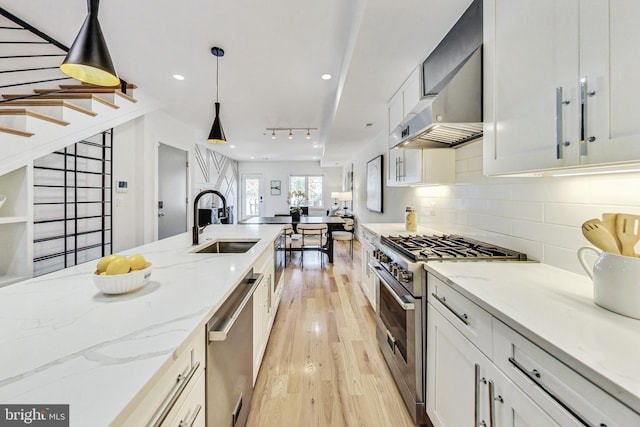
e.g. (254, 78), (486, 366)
(282, 224), (300, 265)
(295, 223), (328, 268)
(332, 218), (355, 258)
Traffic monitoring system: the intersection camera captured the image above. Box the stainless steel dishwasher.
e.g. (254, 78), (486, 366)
(206, 269), (262, 427)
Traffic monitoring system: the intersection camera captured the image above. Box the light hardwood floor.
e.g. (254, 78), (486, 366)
(247, 239), (415, 427)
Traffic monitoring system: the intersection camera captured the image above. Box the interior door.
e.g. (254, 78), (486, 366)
(158, 143), (188, 239)
(240, 173), (264, 220)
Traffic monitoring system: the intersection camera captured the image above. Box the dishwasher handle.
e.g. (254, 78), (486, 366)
(208, 273), (263, 342)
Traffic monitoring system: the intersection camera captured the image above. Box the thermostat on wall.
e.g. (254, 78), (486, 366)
(115, 180), (128, 193)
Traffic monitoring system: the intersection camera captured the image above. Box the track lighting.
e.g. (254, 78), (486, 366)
(266, 128), (318, 140)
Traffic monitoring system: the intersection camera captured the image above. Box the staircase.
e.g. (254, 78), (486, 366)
(0, 8), (160, 177)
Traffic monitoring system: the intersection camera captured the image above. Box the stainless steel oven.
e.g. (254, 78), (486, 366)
(371, 246), (428, 426)
(373, 233), (527, 426)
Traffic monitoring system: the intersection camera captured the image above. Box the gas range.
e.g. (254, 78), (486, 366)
(381, 234), (527, 263)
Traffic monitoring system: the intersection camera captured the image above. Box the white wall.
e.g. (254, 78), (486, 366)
(346, 129), (414, 225)
(112, 110), (197, 252)
(411, 140), (640, 276)
(237, 161), (342, 219)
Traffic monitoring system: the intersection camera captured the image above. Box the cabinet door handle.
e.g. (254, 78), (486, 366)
(555, 86), (571, 159)
(431, 293), (469, 325)
(508, 357), (598, 427)
(488, 380), (503, 427)
(475, 363), (481, 427)
(150, 361), (201, 427)
(580, 77), (597, 156)
(178, 404), (202, 427)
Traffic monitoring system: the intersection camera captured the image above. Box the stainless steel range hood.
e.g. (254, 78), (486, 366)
(390, 0), (483, 149)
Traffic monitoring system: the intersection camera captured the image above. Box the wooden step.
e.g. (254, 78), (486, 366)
(34, 87), (138, 102)
(0, 125), (33, 137)
(2, 94), (120, 110)
(0, 100), (97, 117)
(33, 88), (137, 104)
(0, 109), (70, 126)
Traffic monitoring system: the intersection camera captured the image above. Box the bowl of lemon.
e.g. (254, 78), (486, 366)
(92, 253), (152, 294)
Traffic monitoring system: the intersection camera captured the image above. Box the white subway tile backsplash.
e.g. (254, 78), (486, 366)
(468, 213), (511, 234)
(590, 174), (640, 205)
(468, 183), (511, 200)
(544, 203), (606, 227)
(411, 140), (640, 274)
(543, 244), (587, 276)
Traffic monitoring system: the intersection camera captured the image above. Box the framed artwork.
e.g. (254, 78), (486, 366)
(366, 155), (383, 213)
(270, 180), (281, 196)
(344, 162), (353, 192)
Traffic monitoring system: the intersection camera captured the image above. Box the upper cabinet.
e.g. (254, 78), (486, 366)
(387, 148), (455, 187)
(388, 66), (422, 135)
(484, 0), (640, 175)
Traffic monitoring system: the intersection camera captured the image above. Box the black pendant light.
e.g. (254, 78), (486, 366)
(60, 0), (119, 86)
(208, 46), (227, 144)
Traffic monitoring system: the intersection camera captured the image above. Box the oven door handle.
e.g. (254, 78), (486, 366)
(372, 265), (415, 310)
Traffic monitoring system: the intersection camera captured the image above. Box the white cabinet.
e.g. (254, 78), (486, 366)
(0, 165), (31, 287)
(484, 0), (640, 175)
(252, 247), (276, 383)
(359, 228), (377, 310)
(388, 66), (422, 135)
(427, 305), (559, 427)
(426, 272), (640, 427)
(116, 327), (206, 427)
(387, 148), (455, 187)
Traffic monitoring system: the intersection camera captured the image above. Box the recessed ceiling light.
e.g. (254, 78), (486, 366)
(250, 156), (255, 160)
(173, 74), (185, 80)
(229, 145), (236, 148)
(321, 74), (332, 80)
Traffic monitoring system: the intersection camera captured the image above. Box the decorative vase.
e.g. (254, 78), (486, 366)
(291, 212), (301, 222)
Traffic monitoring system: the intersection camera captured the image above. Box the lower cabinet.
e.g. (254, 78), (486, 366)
(360, 229), (376, 310)
(426, 273), (640, 427)
(427, 304), (560, 427)
(161, 370), (205, 427)
(253, 248), (276, 384)
(115, 326), (206, 426)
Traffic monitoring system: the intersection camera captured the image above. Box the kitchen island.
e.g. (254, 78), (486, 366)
(0, 224), (283, 426)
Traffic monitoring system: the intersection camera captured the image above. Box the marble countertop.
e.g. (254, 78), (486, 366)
(0, 224), (283, 426)
(361, 222), (640, 413)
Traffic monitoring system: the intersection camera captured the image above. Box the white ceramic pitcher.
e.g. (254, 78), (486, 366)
(578, 247), (640, 319)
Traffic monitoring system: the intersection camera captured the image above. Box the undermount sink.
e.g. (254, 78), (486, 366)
(191, 239), (259, 254)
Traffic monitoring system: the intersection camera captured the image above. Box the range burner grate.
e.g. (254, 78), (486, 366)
(381, 234), (527, 262)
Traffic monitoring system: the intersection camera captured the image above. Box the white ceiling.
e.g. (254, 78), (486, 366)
(4, 0), (473, 165)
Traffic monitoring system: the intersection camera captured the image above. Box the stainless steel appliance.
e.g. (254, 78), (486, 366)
(207, 269), (263, 427)
(274, 230), (285, 290)
(389, 0), (483, 150)
(371, 233), (527, 426)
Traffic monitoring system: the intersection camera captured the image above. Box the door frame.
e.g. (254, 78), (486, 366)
(240, 173), (265, 220)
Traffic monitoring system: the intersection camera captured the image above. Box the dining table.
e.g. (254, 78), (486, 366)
(240, 216), (346, 263)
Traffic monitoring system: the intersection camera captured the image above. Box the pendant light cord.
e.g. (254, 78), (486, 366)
(216, 55), (219, 102)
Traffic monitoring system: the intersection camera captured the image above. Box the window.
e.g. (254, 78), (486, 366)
(289, 175), (323, 207)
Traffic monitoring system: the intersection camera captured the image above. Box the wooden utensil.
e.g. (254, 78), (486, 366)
(581, 218), (621, 254)
(615, 214), (640, 257)
(602, 213), (622, 253)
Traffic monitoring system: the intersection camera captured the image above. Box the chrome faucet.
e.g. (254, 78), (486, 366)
(193, 189), (228, 245)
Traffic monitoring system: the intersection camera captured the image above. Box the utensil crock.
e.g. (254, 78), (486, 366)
(578, 247), (640, 319)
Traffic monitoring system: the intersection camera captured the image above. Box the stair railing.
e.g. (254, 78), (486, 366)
(0, 7), (128, 103)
